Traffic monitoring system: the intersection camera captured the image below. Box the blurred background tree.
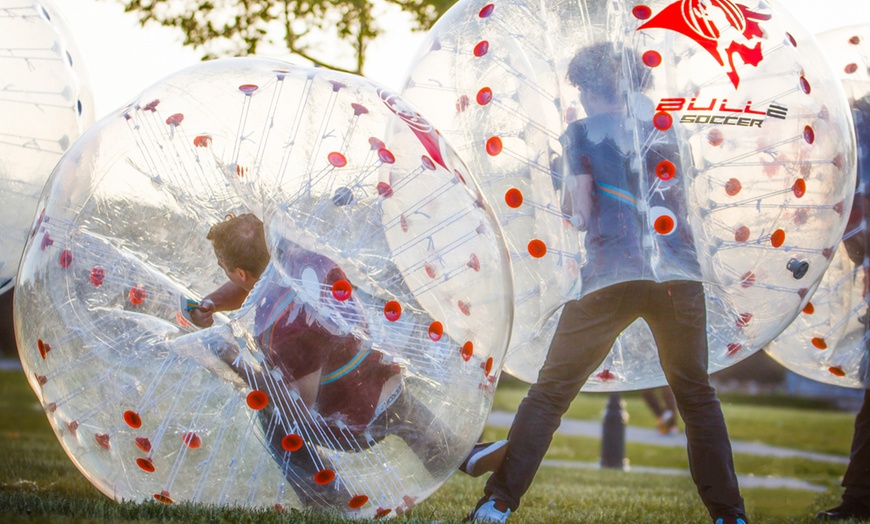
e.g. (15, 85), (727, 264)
(117, 0), (455, 74)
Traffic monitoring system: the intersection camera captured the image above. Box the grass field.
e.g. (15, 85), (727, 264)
(0, 367), (860, 523)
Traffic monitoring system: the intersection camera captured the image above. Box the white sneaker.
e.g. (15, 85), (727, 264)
(471, 499), (511, 523)
(459, 440), (508, 477)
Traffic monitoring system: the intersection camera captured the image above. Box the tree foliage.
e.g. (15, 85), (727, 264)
(117, 0), (456, 74)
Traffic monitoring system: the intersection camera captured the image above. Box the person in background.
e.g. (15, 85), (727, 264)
(643, 385), (680, 435)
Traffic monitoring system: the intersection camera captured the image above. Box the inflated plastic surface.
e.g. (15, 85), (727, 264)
(14, 58), (513, 517)
(0, 0), (94, 294)
(402, 0), (856, 390)
(765, 26), (870, 388)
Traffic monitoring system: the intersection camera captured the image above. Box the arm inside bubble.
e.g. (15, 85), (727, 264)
(561, 174), (594, 231)
(189, 281), (250, 328)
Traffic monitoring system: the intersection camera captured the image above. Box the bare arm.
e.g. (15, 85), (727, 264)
(190, 281), (250, 328)
(561, 174), (594, 231)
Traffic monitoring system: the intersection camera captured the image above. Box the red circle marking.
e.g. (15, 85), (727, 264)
(803, 126), (815, 144)
(829, 366), (846, 377)
(458, 300), (471, 316)
(467, 253), (481, 271)
(328, 152), (347, 167)
(486, 136), (503, 156)
(135, 437), (152, 452)
(123, 410), (142, 429)
(726, 343), (742, 356)
(473, 41), (489, 57)
(239, 84), (259, 95)
(849, 35), (861, 45)
(384, 301), (402, 322)
(811, 337), (827, 349)
(632, 5), (652, 19)
(597, 369), (615, 381)
(736, 313), (753, 327)
(194, 135), (211, 147)
(740, 271), (755, 288)
(352, 103), (369, 116)
(421, 156), (436, 170)
(653, 112), (672, 131)
(799, 76), (811, 94)
(59, 249), (73, 268)
(349, 495), (369, 509)
(654, 215), (674, 235)
(154, 491), (173, 504)
(37, 339), (49, 359)
(707, 128), (724, 146)
(770, 229), (785, 248)
(165, 113), (184, 126)
(461, 341), (474, 362)
(369, 137), (386, 151)
(655, 160), (675, 180)
(332, 280), (352, 301)
(378, 148), (396, 164)
(456, 94), (470, 112)
(377, 181), (394, 197)
(485, 357), (494, 376)
(428, 321), (443, 342)
(793, 178), (806, 198)
(505, 188), (523, 208)
(725, 178), (742, 196)
(129, 286), (147, 306)
(282, 434), (304, 452)
(90, 266), (105, 286)
(786, 32), (797, 47)
(315, 469), (336, 485)
(477, 87), (493, 105)
(247, 390), (269, 410)
(136, 457), (155, 473)
(528, 239), (547, 258)
(802, 301), (815, 314)
(845, 63), (859, 74)
(642, 50), (662, 67)
(95, 433), (110, 449)
(182, 432), (201, 449)
(479, 3), (495, 17)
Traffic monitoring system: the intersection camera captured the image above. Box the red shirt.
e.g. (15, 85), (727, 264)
(254, 249), (399, 430)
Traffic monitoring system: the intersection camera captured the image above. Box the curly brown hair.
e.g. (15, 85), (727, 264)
(207, 213), (269, 278)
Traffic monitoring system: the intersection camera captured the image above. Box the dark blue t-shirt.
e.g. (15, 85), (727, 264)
(561, 112), (701, 294)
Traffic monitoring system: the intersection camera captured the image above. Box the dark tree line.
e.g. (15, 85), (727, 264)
(118, 0), (456, 74)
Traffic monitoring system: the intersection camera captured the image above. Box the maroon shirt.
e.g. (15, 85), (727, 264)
(254, 249), (399, 430)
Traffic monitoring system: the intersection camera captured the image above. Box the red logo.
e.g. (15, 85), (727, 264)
(378, 88), (448, 170)
(637, 0), (771, 88)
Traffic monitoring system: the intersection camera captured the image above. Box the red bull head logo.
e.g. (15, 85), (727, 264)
(637, 0), (771, 88)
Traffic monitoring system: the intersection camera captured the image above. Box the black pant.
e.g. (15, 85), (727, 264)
(483, 280), (745, 519)
(260, 386), (457, 508)
(843, 389), (870, 508)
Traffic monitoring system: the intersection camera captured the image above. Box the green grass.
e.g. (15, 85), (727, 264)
(0, 368), (860, 523)
(492, 378), (856, 455)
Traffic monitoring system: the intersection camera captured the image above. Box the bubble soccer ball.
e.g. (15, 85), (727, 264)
(14, 58), (513, 517)
(764, 26), (870, 388)
(0, 0), (94, 294)
(401, 0), (857, 390)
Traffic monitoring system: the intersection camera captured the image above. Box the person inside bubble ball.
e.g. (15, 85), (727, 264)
(465, 43), (746, 524)
(816, 93), (870, 522)
(189, 213), (500, 508)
